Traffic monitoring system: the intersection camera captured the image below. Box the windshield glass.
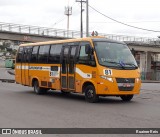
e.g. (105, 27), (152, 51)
(94, 41), (138, 69)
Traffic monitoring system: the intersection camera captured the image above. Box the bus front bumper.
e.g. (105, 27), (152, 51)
(96, 77), (141, 95)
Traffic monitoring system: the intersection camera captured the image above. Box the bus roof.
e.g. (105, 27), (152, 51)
(92, 37), (125, 44)
(19, 36), (125, 47)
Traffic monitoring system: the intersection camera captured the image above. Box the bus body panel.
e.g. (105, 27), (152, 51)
(75, 64), (98, 93)
(95, 65), (141, 95)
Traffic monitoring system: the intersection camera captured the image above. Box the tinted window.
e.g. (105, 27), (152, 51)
(30, 46), (39, 63)
(22, 47), (32, 63)
(69, 46), (76, 74)
(48, 44), (62, 64)
(26, 47), (33, 63)
(61, 47), (69, 74)
(16, 47), (23, 63)
(23, 48), (27, 63)
(78, 42), (90, 65)
(78, 42), (96, 66)
(38, 45), (50, 63)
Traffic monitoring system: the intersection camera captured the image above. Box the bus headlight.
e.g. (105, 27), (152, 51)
(136, 77), (141, 83)
(100, 75), (113, 82)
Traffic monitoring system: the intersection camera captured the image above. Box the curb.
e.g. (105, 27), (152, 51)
(142, 80), (160, 83)
(0, 79), (15, 83)
(7, 70), (15, 75)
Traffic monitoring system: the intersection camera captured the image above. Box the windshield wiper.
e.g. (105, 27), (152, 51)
(103, 61), (125, 69)
(125, 63), (138, 69)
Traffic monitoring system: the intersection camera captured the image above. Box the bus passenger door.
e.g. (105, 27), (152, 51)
(60, 45), (77, 91)
(68, 46), (77, 91)
(61, 46), (69, 90)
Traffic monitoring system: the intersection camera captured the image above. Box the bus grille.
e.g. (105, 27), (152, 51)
(116, 78), (135, 91)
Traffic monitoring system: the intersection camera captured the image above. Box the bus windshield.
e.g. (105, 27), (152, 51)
(94, 41), (138, 69)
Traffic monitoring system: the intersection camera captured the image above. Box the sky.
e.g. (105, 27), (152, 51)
(0, 0), (160, 38)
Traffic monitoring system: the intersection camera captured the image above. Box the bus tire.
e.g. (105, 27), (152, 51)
(120, 95), (133, 102)
(84, 85), (99, 103)
(33, 80), (47, 95)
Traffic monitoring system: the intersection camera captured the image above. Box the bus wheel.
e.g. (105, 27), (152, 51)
(120, 95), (133, 102)
(33, 80), (47, 95)
(84, 85), (99, 103)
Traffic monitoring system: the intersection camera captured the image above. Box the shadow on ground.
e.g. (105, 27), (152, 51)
(16, 89), (137, 104)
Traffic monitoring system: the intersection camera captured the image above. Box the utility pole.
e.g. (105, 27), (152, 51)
(86, 0), (89, 37)
(80, 0), (83, 38)
(65, 6), (72, 37)
(76, 0), (86, 38)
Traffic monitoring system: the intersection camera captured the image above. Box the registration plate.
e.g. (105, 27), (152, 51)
(122, 83), (131, 87)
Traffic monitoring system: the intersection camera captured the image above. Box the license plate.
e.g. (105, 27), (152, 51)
(123, 83), (131, 87)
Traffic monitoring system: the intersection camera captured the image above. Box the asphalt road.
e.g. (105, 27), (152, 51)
(0, 66), (160, 136)
(0, 67), (14, 80)
(0, 82), (160, 130)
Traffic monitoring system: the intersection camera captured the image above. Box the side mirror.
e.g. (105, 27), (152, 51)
(85, 44), (92, 54)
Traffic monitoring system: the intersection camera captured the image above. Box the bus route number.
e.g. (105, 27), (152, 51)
(104, 69), (112, 75)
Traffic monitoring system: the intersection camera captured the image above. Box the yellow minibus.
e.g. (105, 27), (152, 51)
(15, 36), (141, 102)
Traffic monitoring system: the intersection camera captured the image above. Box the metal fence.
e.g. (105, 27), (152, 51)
(1, 22), (160, 45)
(141, 71), (160, 80)
(0, 22), (81, 38)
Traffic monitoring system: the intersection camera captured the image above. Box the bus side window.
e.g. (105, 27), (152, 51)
(38, 45), (50, 63)
(30, 46), (39, 63)
(48, 44), (62, 64)
(77, 42), (96, 66)
(26, 47), (33, 63)
(22, 48), (27, 63)
(69, 46), (77, 74)
(16, 47), (23, 63)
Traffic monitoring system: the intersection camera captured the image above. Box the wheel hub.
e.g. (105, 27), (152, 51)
(87, 89), (94, 98)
